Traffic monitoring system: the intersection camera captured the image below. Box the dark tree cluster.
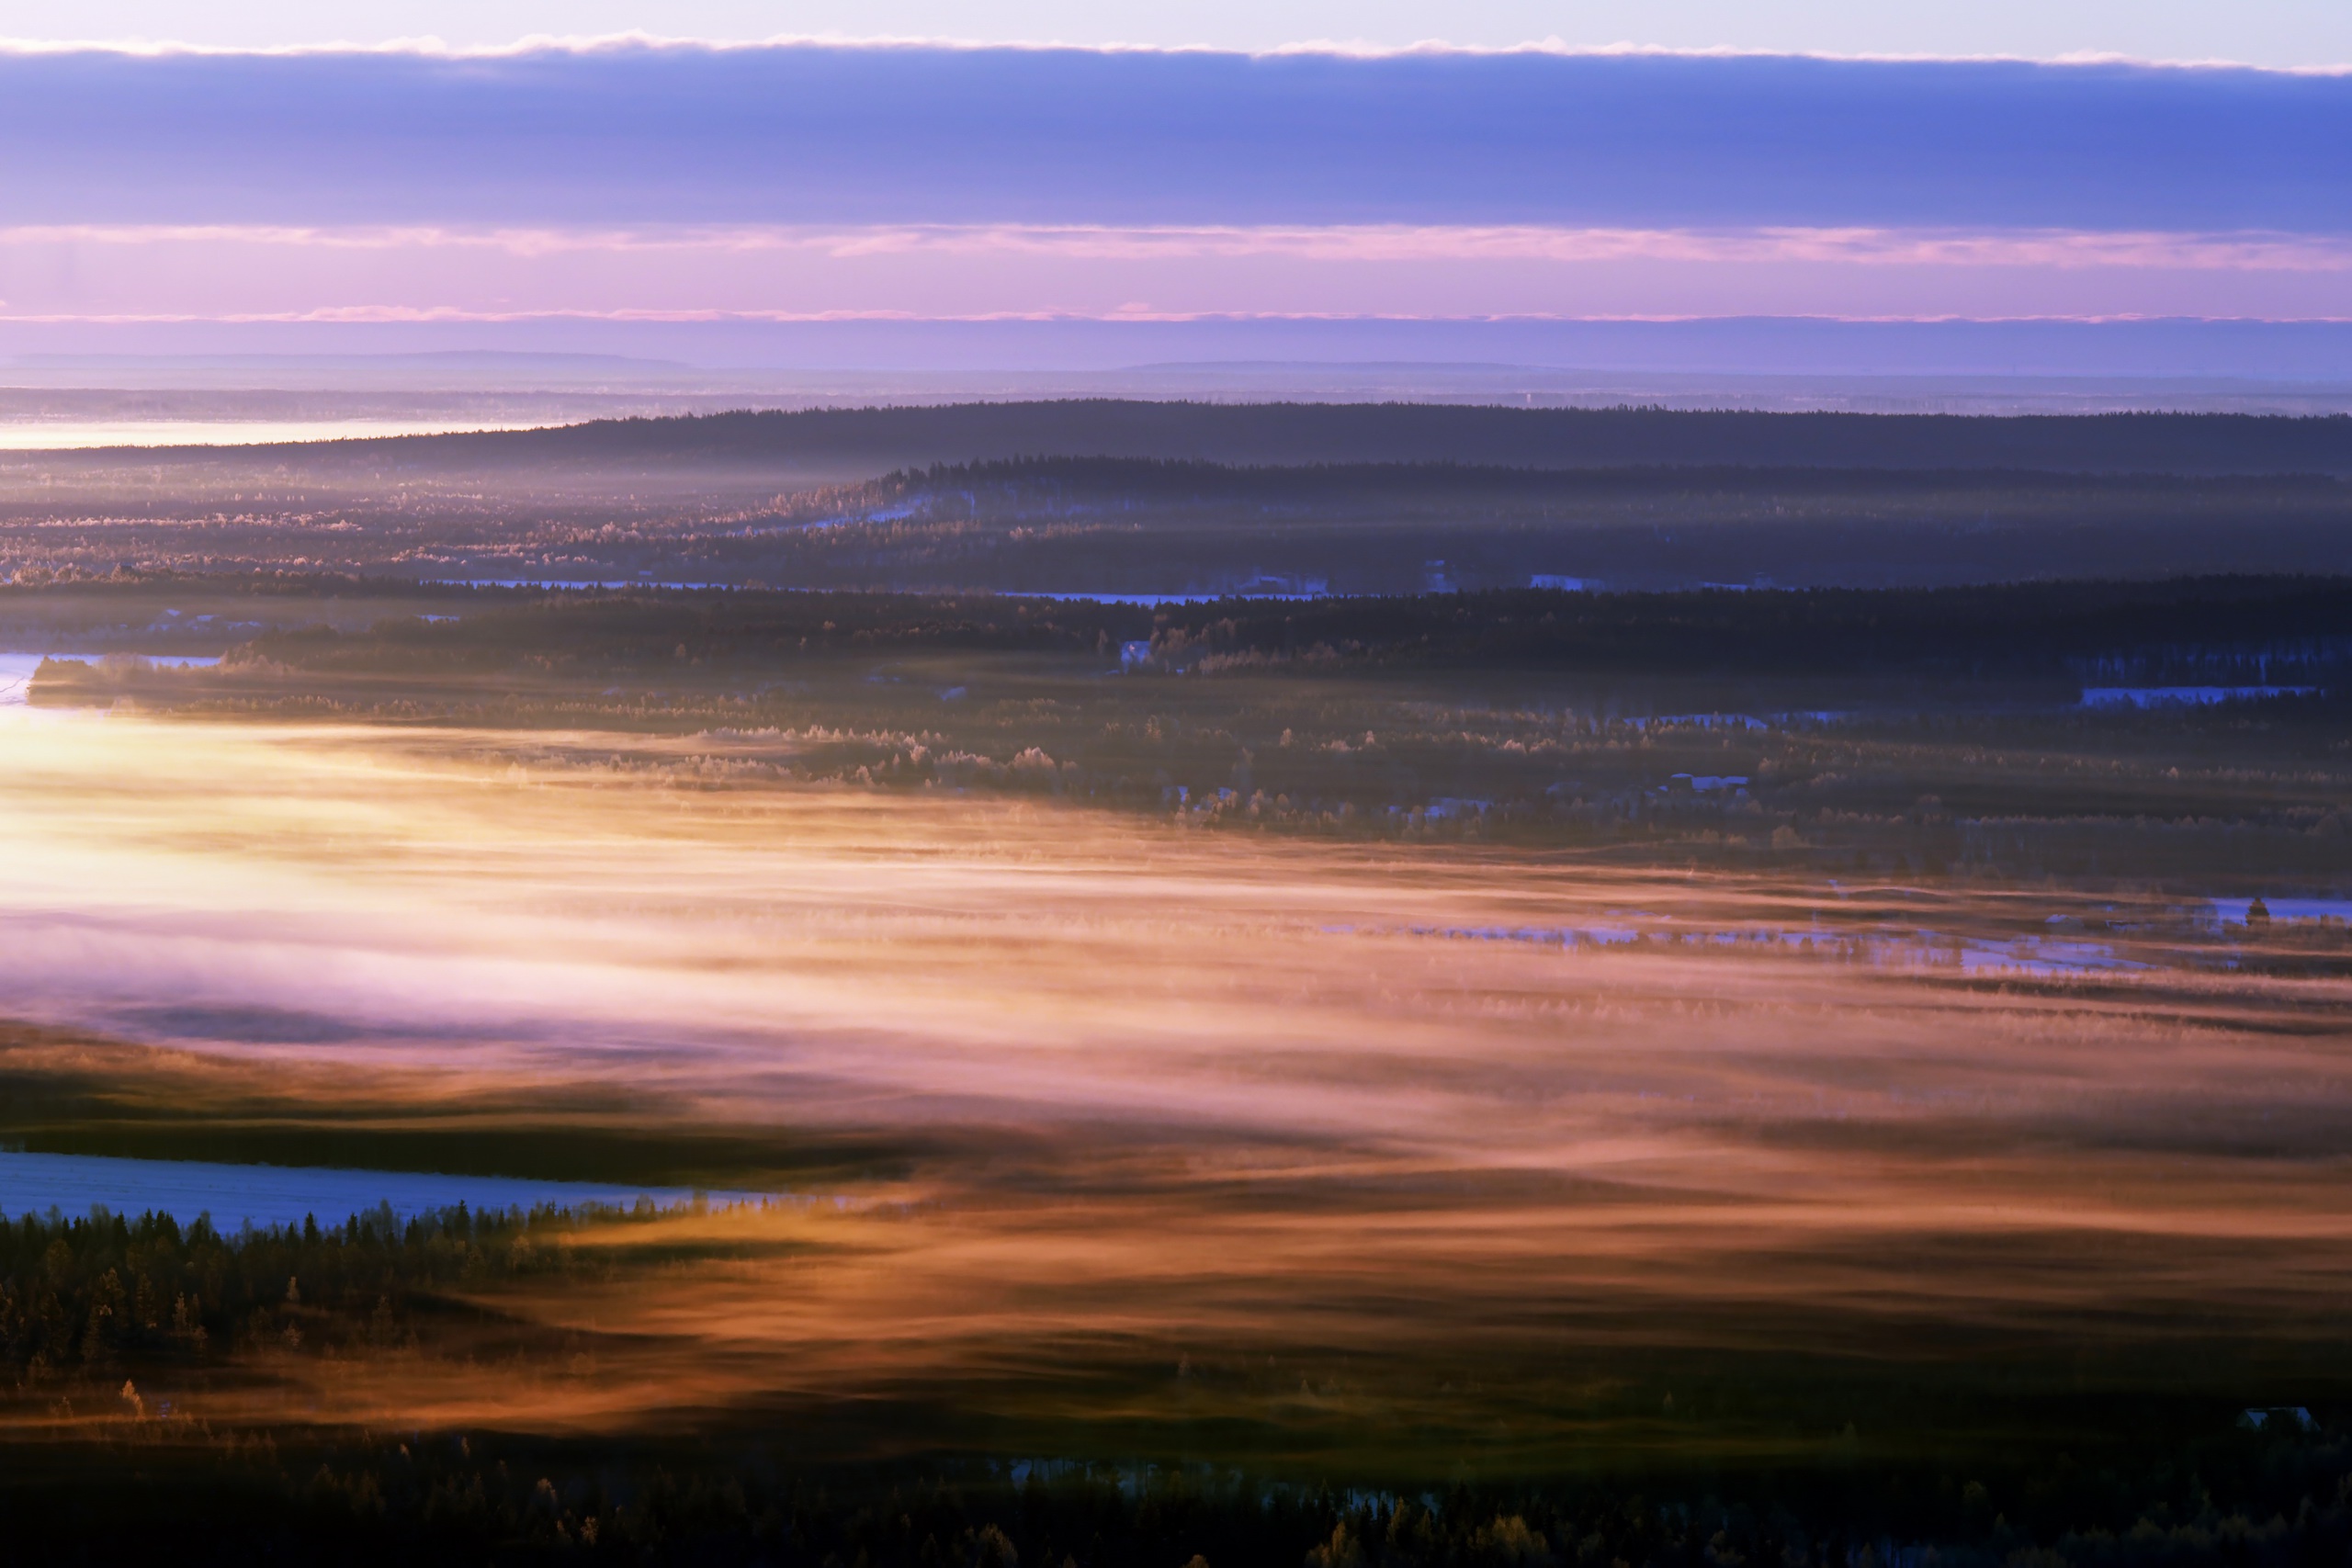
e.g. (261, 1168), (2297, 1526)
(141, 575), (2352, 683)
(6, 1424), (2351, 1565)
(873, 457), (2351, 511)
(0, 1201), (611, 1379)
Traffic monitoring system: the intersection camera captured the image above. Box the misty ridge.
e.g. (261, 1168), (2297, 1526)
(48, 401), (2352, 477)
(11, 403), (2352, 593)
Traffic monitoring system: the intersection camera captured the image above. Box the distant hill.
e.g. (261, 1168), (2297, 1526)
(52, 400), (2352, 478)
(867, 456), (2349, 504)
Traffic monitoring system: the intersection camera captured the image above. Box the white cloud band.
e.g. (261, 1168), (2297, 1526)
(1, 222), (2346, 325)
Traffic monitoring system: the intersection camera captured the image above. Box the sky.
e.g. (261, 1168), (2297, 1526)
(0, 6), (2346, 374)
(3, 2), (2347, 66)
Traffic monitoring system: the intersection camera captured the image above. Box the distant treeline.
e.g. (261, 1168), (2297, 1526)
(0, 1201), (600, 1378)
(872, 456), (2352, 507)
(122, 574), (2352, 683)
(74, 400), (2352, 478)
(1146, 576), (2352, 680)
(10, 1428), (2352, 1566)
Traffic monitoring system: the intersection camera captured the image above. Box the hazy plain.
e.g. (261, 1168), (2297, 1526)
(5, 706), (2347, 1465)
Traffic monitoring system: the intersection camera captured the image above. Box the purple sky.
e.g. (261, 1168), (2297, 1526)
(1, 42), (2346, 371)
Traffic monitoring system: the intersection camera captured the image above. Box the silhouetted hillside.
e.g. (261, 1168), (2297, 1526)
(873, 456), (2351, 503)
(64, 401), (2352, 477)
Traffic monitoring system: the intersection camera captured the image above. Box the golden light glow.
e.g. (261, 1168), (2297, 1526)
(5, 710), (2347, 1450)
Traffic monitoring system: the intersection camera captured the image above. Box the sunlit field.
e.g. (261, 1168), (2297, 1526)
(6, 705), (2349, 1487)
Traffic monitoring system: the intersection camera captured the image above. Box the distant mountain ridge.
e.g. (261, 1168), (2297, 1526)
(49, 400), (2352, 478)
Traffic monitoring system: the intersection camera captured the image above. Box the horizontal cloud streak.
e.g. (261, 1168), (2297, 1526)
(3, 221), (2345, 325)
(1, 42), (2346, 351)
(14, 221), (2352, 268)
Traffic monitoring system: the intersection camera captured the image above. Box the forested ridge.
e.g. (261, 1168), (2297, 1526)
(55, 401), (2352, 477)
(139, 574), (2352, 681)
(871, 456), (2352, 502)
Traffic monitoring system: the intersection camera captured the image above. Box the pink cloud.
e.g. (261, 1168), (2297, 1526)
(1, 222), (2346, 325)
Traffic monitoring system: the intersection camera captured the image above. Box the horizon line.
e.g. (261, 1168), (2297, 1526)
(0, 32), (2346, 78)
(7, 309), (2352, 327)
